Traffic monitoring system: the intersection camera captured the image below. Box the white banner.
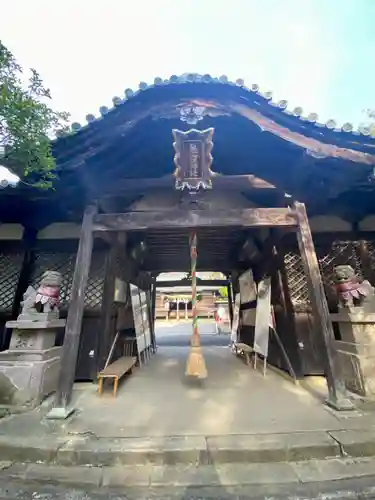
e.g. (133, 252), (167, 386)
(230, 293), (241, 342)
(253, 277), (272, 357)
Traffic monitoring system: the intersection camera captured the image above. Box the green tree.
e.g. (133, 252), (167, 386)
(0, 42), (69, 188)
(362, 108), (375, 136)
(218, 286), (228, 298)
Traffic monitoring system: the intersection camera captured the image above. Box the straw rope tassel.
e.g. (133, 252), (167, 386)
(185, 231), (207, 379)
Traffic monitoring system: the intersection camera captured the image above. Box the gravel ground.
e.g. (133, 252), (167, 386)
(155, 320), (230, 346)
(2, 477), (375, 500)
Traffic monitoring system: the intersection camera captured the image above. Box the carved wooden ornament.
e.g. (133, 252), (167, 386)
(172, 128), (214, 191)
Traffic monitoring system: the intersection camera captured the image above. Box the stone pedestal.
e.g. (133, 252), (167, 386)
(0, 319), (65, 408)
(331, 311), (375, 398)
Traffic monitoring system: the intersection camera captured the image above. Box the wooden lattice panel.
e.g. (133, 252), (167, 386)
(284, 251), (310, 306)
(0, 252), (24, 312)
(284, 241), (364, 309)
(318, 242), (363, 289)
(365, 241), (375, 271)
(85, 251), (106, 309)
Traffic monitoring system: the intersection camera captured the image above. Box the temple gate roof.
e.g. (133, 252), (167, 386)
(2, 73), (375, 229)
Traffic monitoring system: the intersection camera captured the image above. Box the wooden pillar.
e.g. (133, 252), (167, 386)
(150, 279), (157, 352)
(231, 270), (240, 297)
(227, 281), (234, 327)
(7, 227), (37, 349)
(47, 204), (97, 419)
(272, 240), (303, 378)
(176, 300), (180, 320)
(96, 244), (117, 373)
(294, 201), (353, 410)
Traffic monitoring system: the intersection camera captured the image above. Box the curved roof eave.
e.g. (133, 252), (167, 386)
(53, 73), (375, 168)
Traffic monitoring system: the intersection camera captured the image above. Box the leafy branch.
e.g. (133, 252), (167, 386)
(0, 42), (69, 189)
(362, 108), (375, 136)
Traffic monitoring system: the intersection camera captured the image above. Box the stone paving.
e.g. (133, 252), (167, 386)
(155, 319), (230, 346)
(0, 344), (375, 493)
(62, 345), (371, 438)
(0, 345), (374, 465)
(0, 344), (374, 443)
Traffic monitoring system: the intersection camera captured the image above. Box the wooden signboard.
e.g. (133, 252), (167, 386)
(139, 290), (152, 349)
(130, 284), (152, 356)
(172, 128), (214, 190)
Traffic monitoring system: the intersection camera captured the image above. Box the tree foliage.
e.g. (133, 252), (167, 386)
(0, 42), (69, 188)
(362, 108), (375, 136)
(218, 286), (228, 298)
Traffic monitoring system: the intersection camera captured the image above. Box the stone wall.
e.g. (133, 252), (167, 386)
(332, 311), (375, 398)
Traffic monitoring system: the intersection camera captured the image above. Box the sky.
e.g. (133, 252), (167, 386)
(1, 0), (374, 131)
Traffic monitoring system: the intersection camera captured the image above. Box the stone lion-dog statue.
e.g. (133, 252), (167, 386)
(21, 271), (62, 316)
(334, 265), (375, 309)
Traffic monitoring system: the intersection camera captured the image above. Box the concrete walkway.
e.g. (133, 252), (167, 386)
(155, 320), (230, 346)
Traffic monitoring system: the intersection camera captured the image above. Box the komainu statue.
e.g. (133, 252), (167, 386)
(20, 271), (62, 318)
(334, 265), (375, 309)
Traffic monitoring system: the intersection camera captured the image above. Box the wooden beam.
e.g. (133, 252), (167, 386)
(96, 174), (277, 198)
(94, 208), (296, 232)
(48, 203), (97, 419)
(156, 279), (228, 287)
(294, 201), (353, 410)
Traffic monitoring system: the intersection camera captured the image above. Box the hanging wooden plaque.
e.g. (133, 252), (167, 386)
(172, 128), (214, 191)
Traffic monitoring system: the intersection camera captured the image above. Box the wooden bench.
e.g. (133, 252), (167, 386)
(97, 356), (137, 397)
(232, 342), (267, 375)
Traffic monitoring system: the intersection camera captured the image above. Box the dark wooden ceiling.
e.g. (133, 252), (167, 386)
(128, 226), (252, 273)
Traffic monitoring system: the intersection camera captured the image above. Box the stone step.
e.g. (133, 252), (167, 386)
(0, 430), (374, 466)
(2, 457), (375, 490)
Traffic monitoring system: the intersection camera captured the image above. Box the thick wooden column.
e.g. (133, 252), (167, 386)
(227, 281), (234, 327)
(48, 204), (97, 419)
(231, 270), (240, 297)
(294, 202), (353, 410)
(149, 278), (157, 352)
(272, 240), (303, 378)
(97, 244), (117, 373)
